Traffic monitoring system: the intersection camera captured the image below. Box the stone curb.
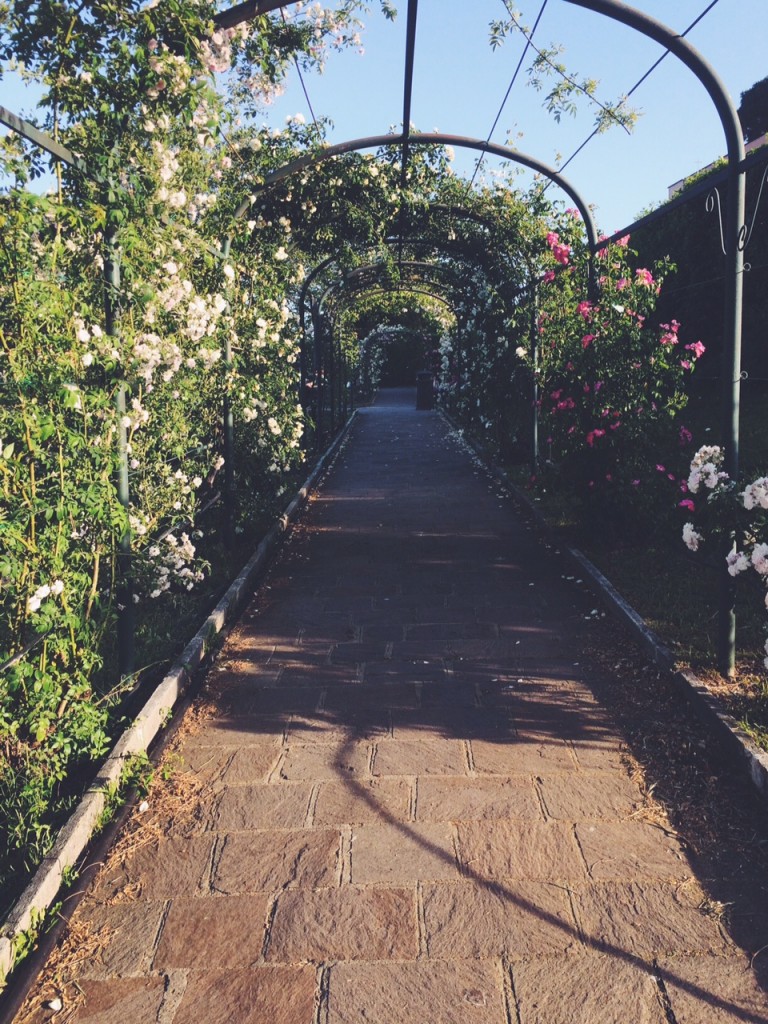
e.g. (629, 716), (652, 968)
(441, 413), (768, 808)
(0, 412), (358, 983)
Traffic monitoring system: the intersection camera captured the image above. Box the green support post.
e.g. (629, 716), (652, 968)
(530, 279), (539, 476)
(221, 238), (236, 543)
(105, 221), (135, 680)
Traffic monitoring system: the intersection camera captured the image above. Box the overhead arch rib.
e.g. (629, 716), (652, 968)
(234, 131), (599, 252)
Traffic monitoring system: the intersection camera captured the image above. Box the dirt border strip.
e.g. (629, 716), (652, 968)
(0, 412), (358, 984)
(441, 413), (768, 808)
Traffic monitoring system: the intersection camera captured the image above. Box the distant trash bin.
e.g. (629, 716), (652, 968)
(416, 371), (434, 410)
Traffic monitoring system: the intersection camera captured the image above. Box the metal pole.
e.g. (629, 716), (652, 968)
(328, 326), (337, 433)
(104, 220), (134, 680)
(341, 347), (348, 420)
(456, 316), (464, 418)
(341, 335), (349, 421)
(530, 280), (539, 475)
(220, 238), (236, 542)
(312, 305), (323, 446)
(718, 164), (746, 675)
(564, 0), (746, 675)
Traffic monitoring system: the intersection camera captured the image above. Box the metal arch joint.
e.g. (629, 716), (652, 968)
(0, 103), (92, 178)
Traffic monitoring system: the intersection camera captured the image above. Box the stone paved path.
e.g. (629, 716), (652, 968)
(16, 390), (768, 1023)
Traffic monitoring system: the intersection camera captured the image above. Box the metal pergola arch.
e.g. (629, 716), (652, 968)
(0, 5), (763, 976)
(299, 237), (526, 385)
(293, 192), (550, 373)
(301, 216), (548, 385)
(0, 0), (753, 674)
(235, 132), (597, 248)
(230, 131), (599, 293)
(317, 260), (468, 314)
(297, 222), (533, 334)
(311, 264), (460, 431)
(303, 255), (474, 380)
(563, 0), (745, 675)
(295, 206), (535, 326)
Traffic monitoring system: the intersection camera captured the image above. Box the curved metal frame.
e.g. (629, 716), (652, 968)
(565, 0), (746, 674)
(233, 130), (598, 251)
(1, 0), (747, 677)
(318, 262), (466, 316)
(299, 232), (525, 349)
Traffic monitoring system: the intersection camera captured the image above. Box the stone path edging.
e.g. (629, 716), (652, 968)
(442, 414), (768, 808)
(0, 412), (358, 984)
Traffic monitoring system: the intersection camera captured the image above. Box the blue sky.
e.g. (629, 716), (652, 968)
(3, 0), (767, 233)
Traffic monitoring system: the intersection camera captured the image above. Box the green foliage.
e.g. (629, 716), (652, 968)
(93, 751), (153, 835)
(3, 0), (762, 932)
(489, 2), (638, 134)
(533, 228), (702, 532)
(738, 75), (768, 144)
(0, 0), (399, 911)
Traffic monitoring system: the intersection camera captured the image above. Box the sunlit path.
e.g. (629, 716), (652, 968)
(14, 389), (768, 1024)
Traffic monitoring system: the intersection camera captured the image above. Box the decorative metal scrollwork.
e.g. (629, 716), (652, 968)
(739, 164), (768, 254)
(705, 187), (727, 257)
(706, 164), (768, 260)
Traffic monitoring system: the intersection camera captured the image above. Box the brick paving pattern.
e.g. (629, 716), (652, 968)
(17, 390), (768, 1022)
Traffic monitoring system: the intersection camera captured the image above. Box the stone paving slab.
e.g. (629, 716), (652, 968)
(573, 881), (728, 956)
(92, 835), (215, 902)
(391, 706), (515, 740)
(327, 960), (507, 1024)
(537, 772), (643, 820)
(266, 886), (418, 962)
(13, 391), (768, 1023)
(373, 736), (468, 775)
(32, 978), (168, 1024)
(212, 829), (340, 893)
(212, 782), (313, 829)
(323, 682), (420, 711)
(570, 737), (628, 771)
(285, 710), (391, 743)
(574, 821), (691, 881)
(511, 955), (666, 1023)
(279, 741), (372, 780)
(415, 775), (542, 822)
(63, 901), (166, 980)
(471, 737), (577, 774)
(350, 822), (460, 883)
(173, 966), (318, 1024)
(181, 720), (285, 751)
(657, 954), (768, 1022)
(360, 658), (445, 683)
(456, 820), (587, 882)
(154, 895), (270, 969)
(422, 880), (578, 959)
(313, 777), (412, 825)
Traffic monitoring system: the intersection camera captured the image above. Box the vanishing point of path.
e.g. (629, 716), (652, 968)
(14, 389), (768, 1023)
